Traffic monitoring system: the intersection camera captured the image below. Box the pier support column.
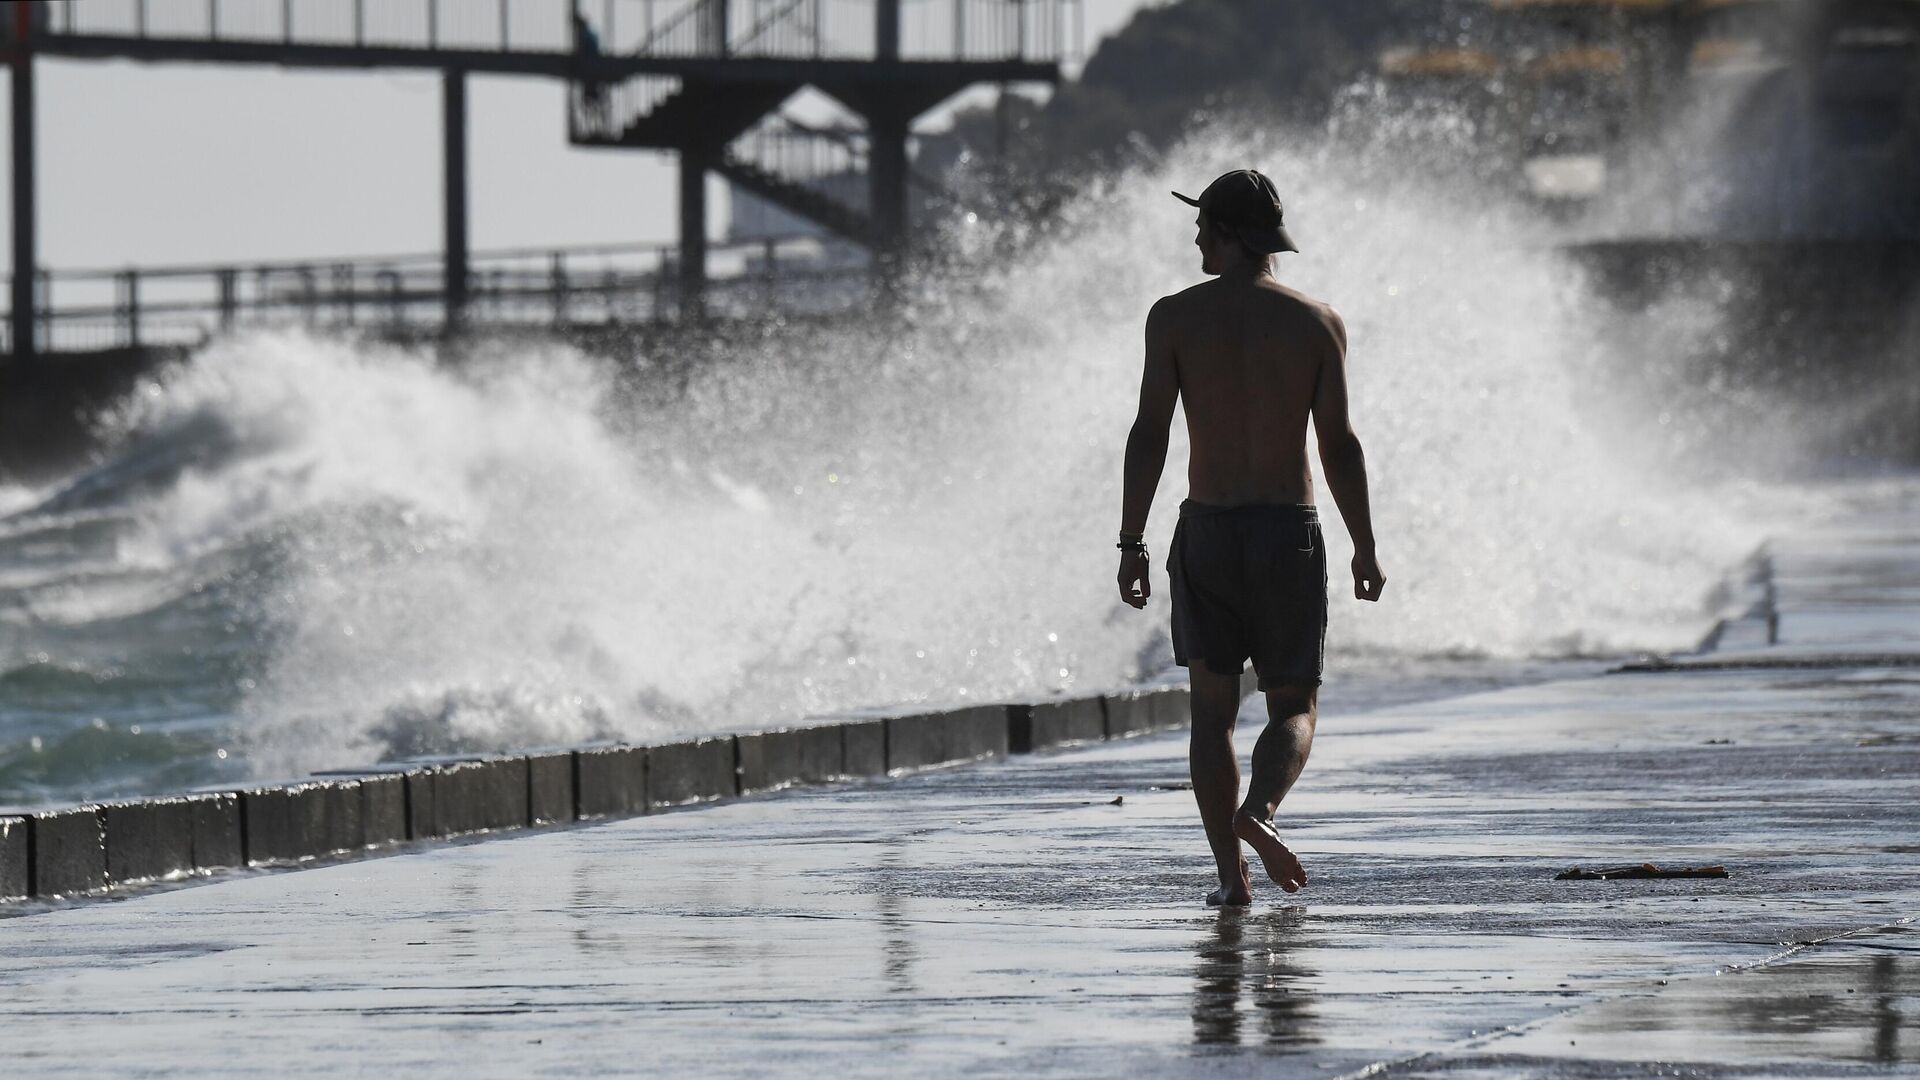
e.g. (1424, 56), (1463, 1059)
(868, 108), (910, 269)
(869, 0), (908, 287)
(442, 69), (470, 332)
(678, 149), (709, 321)
(10, 8), (37, 361)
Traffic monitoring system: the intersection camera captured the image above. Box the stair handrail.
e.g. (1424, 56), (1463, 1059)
(571, 73), (681, 141)
(631, 0), (718, 57)
(750, 114), (962, 203)
(728, 0), (821, 58)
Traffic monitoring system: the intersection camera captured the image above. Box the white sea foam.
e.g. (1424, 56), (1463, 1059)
(69, 120), (1785, 776)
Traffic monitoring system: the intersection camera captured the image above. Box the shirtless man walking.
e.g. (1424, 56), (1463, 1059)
(1117, 169), (1385, 906)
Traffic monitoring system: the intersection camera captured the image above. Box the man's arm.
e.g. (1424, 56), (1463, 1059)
(1311, 309), (1385, 602)
(1117, 298), (1181, 609)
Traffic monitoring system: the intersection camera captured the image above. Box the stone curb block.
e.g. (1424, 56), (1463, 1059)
(841, 720), (887, 778)
(1008, 698), (1107, 753)
(243, 782), (352, 865)
(104, 798), (195, 885)
(401, 767), (438, 840)
(886, 706), (1008, 772)
(575, 745), (647, 820)
(1149, 687), (1192, 732)
(647, 738), (738, 809)
(358, 775), (408, 847)
(311, 772), (407, 849)
(0, 816), (27, 900)
(737, 726), (845, 793)
(189, 793), (242, 871)
(527, 752), (576, 826)
(323, 780), (366, 854)
(428, 759), (532, 838)
(238, 785), (300, 865)
(1102, 691), (1157, 739)
(31, 805), (106, 896)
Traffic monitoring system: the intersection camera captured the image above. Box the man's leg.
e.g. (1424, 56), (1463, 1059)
(1232, 684), (1317, 892)
(1189, 666), (1252, 905)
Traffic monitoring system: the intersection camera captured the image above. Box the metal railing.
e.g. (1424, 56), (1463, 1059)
(43, 0), (575, 53)
(623, 0), (816, 57)
(2, 238), (871, 354)
(33, 0), (1080, 62)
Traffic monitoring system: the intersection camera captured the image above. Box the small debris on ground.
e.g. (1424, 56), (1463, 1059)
(1557, 863), (1729, 880)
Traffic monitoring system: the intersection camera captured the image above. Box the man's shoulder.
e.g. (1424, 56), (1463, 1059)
(1260, 280), (1332, 314)
(1153, 282), (1212, 312)
(1146, 284), (1210, 334)
(1265, 284), (1345, 345)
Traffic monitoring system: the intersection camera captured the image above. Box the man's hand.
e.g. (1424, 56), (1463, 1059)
(1117, 550), (1152, 609)
(1352, 550), (1386, 602)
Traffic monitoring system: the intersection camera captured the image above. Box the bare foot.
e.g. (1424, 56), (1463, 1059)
(1233, 811), (1308, 893)
(1206, 856), (1253, 907)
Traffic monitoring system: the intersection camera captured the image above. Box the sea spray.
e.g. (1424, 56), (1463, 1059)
(2, 120), (1778, 794)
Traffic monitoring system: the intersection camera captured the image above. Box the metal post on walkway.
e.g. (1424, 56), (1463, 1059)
(118, 269), (141, 348)
(443, 69), (470, 333)
(217, 268), (238, 330)
(334, 263), (356, 324)
(678, 149), (709, 320)
(10, 1), (37, 360)
(550, 251), (569, 326)
(379, 269), (402, 329)
(299, 265), (317, 326)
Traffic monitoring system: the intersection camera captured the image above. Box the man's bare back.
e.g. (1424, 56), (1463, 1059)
(1154, 276), (1345, 508)
(1114, 170), (1383, 907)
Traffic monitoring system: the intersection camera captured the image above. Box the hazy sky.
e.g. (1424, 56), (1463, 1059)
(0, 0), (1164, 271)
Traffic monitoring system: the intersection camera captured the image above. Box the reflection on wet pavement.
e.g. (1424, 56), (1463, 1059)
(1497, 932), (1916, 1068)
(1191, 907), (1318, 1050)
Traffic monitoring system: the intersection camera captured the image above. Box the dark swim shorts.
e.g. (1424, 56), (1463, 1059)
(1168, 500), (1327, 690)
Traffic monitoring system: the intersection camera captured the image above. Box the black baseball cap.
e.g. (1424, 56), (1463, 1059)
(1172, 169), (1299, 254)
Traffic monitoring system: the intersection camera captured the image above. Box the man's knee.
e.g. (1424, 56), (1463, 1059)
(1262, 682), (1317, 721)
(1187, 668), (1242, 731)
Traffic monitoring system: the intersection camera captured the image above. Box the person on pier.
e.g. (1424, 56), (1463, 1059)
(1117, 169), (1385, 906)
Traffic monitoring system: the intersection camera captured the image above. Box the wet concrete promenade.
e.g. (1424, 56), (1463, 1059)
(1, 491), (1916, 1076)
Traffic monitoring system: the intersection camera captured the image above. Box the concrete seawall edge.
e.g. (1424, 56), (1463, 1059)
(0, 680), (1235, 904)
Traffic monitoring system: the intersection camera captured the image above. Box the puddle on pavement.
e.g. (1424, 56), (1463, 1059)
(1505, 939), (1916, 1067)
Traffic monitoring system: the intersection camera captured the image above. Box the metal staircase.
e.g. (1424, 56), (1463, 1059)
(571, 0), (822, 149)
(569, 0), (961, 251)
(720, 119), (876, 245)
(717, 117), (962, 246)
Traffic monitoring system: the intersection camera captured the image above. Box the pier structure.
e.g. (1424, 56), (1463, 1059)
(0, 0), (1075, 359)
